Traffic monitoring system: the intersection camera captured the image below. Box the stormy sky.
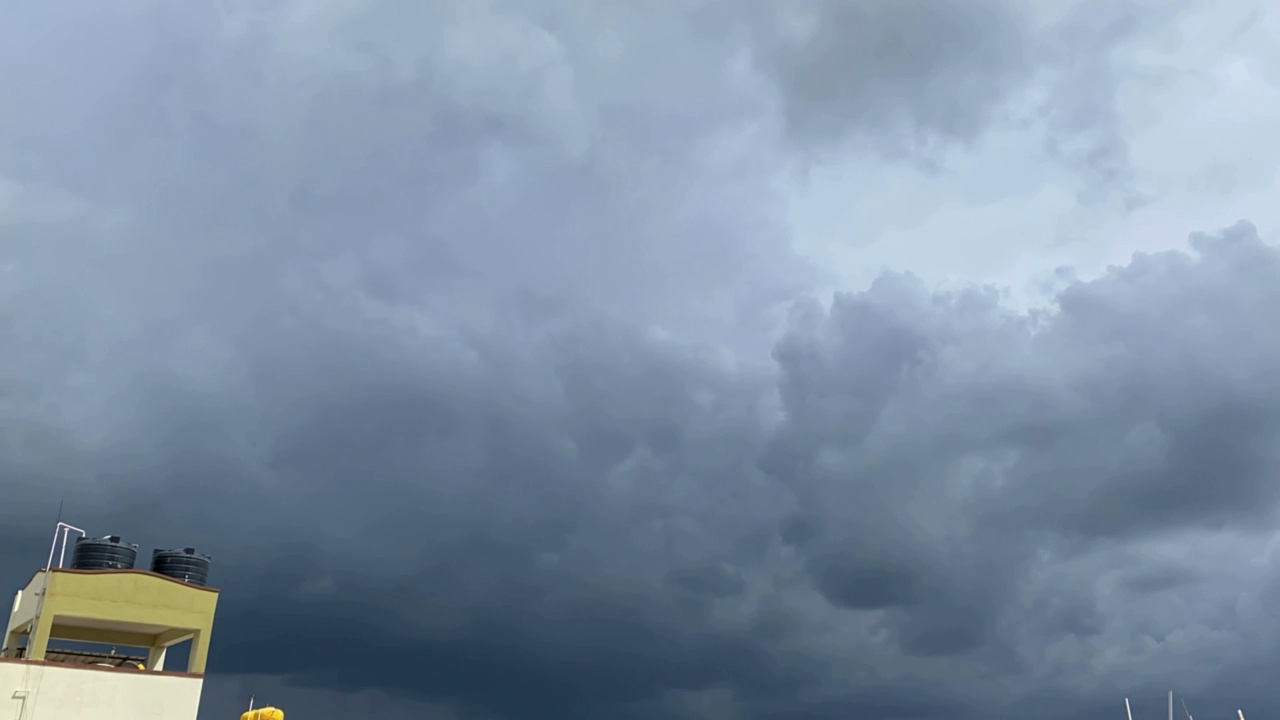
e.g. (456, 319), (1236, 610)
(2, 1), (1280, 718)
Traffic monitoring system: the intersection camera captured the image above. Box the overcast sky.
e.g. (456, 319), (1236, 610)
(2, 1), (1280, 718)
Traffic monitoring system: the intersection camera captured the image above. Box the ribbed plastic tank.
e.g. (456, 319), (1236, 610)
(150, 547), (211, 586)
(69, 535), (138, 570)
(241, 708), (284, 720)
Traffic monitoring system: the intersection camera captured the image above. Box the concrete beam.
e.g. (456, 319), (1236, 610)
(47, 624), (156, 648)
(153, 628), (195, 647)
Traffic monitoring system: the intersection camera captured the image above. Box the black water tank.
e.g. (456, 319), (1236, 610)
(70, 536), (139, 570)
(150, 547), (211, 587)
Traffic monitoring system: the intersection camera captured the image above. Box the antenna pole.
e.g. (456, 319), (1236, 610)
(1125, 698), (1133, 720)
(1169, 691), (1173, 720)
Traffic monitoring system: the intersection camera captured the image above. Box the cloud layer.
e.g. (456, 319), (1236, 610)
(2, 1), (1278, 719)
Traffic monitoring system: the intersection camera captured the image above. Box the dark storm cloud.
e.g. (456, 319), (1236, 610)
(3, 2), (1279, 720)
(747, 223), (1280, 706)
(11, 218), (1273, 720)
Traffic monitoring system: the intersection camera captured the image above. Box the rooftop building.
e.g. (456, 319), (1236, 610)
(0, 522), (217, 720)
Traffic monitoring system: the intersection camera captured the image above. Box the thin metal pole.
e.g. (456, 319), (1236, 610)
(43, 526), (59, 573)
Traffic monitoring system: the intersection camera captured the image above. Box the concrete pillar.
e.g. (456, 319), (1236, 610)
(187, 629), (209, 674)
(1, 629), (21, 656)
(26, 612), (52, 661)
(146, 645), (168, 671)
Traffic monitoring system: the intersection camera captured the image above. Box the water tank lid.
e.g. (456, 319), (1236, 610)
(152, 547), (211, 559)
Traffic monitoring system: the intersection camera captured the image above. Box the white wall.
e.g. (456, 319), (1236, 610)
(0, 660), (202, 720)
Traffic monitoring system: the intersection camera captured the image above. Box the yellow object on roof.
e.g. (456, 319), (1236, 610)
(241, 709), (284, 720)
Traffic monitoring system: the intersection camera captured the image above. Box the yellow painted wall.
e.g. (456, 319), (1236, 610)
(25, 571), (218, 673)
(44, 570), (217, 629)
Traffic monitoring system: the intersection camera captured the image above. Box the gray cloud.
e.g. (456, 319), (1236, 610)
(746, 0), (1034, 155)
(2, 1), (1278, 720)
(741, 0), (1172, 208)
